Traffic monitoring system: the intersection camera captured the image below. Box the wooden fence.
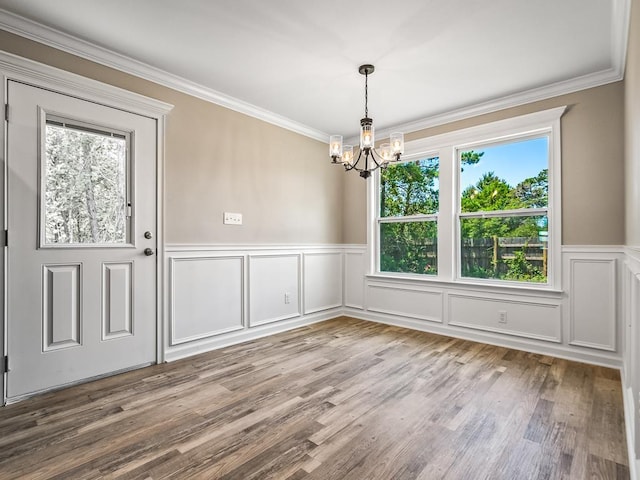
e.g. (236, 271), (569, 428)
(460, 237), (547, 277)
(380, 237), (547, 276)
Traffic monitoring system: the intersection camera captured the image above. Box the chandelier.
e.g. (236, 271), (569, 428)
(329, 64), (404, 178)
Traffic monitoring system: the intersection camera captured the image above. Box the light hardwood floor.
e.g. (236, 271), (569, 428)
(0, 317), (629, 479)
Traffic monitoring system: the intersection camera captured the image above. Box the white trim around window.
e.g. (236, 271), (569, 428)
(367, 106), (566, 291)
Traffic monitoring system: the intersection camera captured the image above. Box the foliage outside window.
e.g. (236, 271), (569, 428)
(459, 137), (549, 283)
(379, 157), (439, 275)
(44, 119), (129, 245)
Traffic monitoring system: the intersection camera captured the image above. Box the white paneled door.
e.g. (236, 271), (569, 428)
(6, 81), (157, 399)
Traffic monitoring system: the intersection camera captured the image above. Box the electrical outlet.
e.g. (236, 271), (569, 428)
(498, 310), (507, 324)
(284, 292), (291, 304)
(223, 212), (242, 225)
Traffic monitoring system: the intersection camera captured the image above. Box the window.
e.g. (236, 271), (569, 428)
(458, 137), (549, 283)
(42, 116), (130, 246)
(371, 107), (564, 289)
(379, 156), (439, 275)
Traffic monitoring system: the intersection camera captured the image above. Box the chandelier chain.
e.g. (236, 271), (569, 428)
(364, 71), (368, 117)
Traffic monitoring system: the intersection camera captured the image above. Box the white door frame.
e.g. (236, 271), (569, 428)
(0, 50), (173, 405)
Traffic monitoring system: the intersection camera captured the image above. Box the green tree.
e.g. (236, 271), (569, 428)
(503, 249), (546, 282)
(379, 152), (482, 275)
(45, 124), (127, 244)
(460, 172), (542, 239)
(459, 170), (547, 281)
(379, 158), (438, 274)
(379, 149), (548, 281)
(380, 158), (438, 217)
(515, 168), (548, 208)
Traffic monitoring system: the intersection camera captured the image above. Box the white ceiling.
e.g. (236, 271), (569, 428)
(0, 0), (630, 141)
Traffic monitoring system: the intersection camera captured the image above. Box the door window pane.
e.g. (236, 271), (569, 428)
(43, 119), (129, 245)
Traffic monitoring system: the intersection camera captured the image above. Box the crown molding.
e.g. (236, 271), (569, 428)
(612, 0), (632, 75)
(0, 2), (630, 147)
(346, 66), (624, 144)
(0, 50), (174, 117)
(0, 9), (329, 143)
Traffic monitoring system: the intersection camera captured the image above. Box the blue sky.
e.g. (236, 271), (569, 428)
(459, 137), (548, 190)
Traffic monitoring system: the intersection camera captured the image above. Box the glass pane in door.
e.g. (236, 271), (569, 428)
(43, 118), (129, 245)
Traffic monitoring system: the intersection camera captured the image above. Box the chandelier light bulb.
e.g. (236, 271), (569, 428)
(390, 132), (405, 155)
(342, 145), (354, 165)
(329, 135), (343, 161)
(380, 143), (392, 162)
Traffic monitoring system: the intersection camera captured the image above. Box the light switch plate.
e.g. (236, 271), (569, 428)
(223, 212), (242, 225)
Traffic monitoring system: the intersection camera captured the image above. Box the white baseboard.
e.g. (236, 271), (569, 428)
(344, 308), (622, 369)
(164, 308), (341, 362)
(623, 384), (639, 480)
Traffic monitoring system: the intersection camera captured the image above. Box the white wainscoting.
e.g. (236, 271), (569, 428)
(367, 281), (443, 323)
(448, 293), (561, 343)
(304, 252), (343, 314)
(249, 254), (301, 327)
(344, 249), (365, 309)
(565, 256), (617, 351)
(165, 244), (624, 368)
(343, 245), (623, 367)
(164, 245), (345, 361)
(622, 247), (640, 476)
(169, 255), (244, 346)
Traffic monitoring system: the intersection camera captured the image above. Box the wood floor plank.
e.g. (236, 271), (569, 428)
(0, 316), (629, 479)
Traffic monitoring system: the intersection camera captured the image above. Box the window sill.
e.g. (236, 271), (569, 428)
(366, 273), (564, 298)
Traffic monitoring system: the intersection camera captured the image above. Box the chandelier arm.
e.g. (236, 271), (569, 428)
(368, 148), (384, 169)
(358, 148), (369, 172)
(362, 148), (383, 178)
(350, 148), (382, 173)
(344, 148), (364, 172)
(342, 147), (396, 177)
(372, 147), (402, 165)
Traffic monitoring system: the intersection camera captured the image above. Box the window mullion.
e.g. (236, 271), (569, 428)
(379, 214), (438, 224)
(459, 207), (548, 219)
(439, 145), (455, 281)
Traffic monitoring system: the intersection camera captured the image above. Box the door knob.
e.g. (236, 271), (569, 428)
(144, 248), (154, 256)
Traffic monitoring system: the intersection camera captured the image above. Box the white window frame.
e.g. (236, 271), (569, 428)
(367, 106), (565, 291)
(377, 153), (441, 276)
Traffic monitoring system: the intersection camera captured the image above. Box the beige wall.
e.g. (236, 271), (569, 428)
(0, 30), (627, 247)
(343, 82), (626, 245)
(341, 166), (367, 245)
(626, 0), (640, 246)
(0, 31), (343, 244)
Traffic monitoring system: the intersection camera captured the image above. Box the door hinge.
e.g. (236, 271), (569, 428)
(4, 103), (7, 122)
(2, 356), (7, 374)
(3, 229), (6, 248)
